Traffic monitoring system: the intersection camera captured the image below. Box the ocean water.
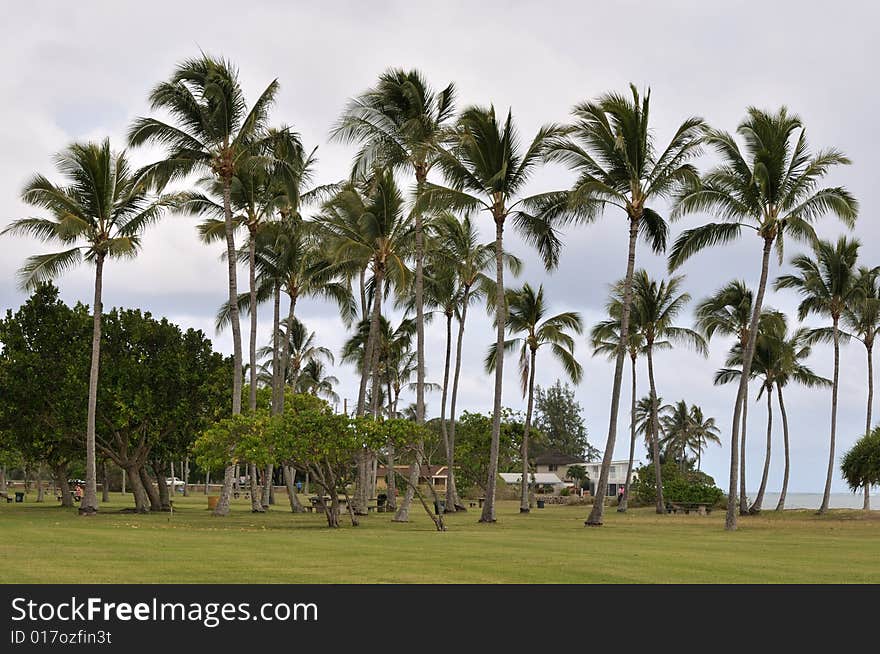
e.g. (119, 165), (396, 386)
(749, 492), (876, 510)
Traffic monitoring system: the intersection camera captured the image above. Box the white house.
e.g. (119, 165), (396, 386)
(532, 451), (638, 497)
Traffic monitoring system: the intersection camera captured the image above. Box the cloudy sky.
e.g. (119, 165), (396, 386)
(1, 1), (876, 495)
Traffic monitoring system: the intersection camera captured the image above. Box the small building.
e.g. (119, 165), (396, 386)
(533, 451), (638, 497)
(375, 465), (448, 492)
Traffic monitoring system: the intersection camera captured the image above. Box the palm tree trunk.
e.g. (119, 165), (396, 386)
(439, 312), (454, 510)
(386, 378), (397, 512)
(446, 286), (471, 512)
(271, 283), (282, 414)
(739, 382), (749, 515)
(362, 265), (385, 516)
(279, 293), (297, 415)
(646, 344), (665, 513)
(246, 234), (264, 513)
(520, 349), (537, 513)
(618, 354), (638, 513)
(750, 385), (773, 513)
(101, 460), (110, 503)
(480, 216), (508, 523)
(282, 465), (303, 513)
(215, 179), (243, 517)
(725, 235), (774, 530)
(80, 253), (105, 515)
(864, 342), (873, 510)
(587, 218), (638, 526)
(819, 316), (840, 514)
(414, 177), (426, 430)
(775, 385), (790, 511)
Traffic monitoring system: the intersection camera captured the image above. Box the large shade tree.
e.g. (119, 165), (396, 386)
(548, 85), (705, 526)
(669, 107), (858, 530)
(3, 140), (170, 514)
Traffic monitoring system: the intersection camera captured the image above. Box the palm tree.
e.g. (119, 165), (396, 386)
(660, 401), (696, 470)
(320, 171), (413, 513)
(775, 236), (863, 514)
(420, 106), (565, 523)
(631, 270), (707, 513)
(438, 212), (521, 512)
(687, 405), (722, 471)
(3, 140), (170, 515)
(486, 283), (583, 513)
(696, 280), (758, 514)
(332, 69), (456, 472)
(548, 85), (705, 526)
(841, 267), (880, 509)
(670, 107), (858, 530)
(634, 395), (670, 457)
(129, 55), (282, 516)
(590, 282), (653, 512)
(296, 359), (340, 403)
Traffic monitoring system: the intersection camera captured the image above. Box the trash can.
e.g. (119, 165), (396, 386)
(434, 499), (446, 514)
(207, 495), (220, 510)
(536, 499), (545, 509)
(377, 494), (387, 513)
(15, 492), (25, 503)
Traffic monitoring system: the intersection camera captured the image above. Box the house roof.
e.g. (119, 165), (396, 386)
(499, 472), (567, 485)
(533, 452), (584, 466)
(376, 465), (447, 478)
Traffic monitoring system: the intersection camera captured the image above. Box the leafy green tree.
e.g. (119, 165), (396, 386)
(670, 107), (858, 530)
(548, 85), (705, 526)
(775, 236), (862, 514)
(841, 428), (880, 498)
(534, 381), (597, 462)
(486, 284), (583, 513)
(3, 140), (171, 514)
(0, 284), (90, 506)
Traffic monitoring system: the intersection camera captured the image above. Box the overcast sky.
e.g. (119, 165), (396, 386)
(1, 1), (877, 495)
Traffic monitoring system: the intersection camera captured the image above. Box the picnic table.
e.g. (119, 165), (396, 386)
(666, 501), (712, 515)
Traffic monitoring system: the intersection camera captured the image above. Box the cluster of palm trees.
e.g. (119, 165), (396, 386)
(6, 53), (867, 532)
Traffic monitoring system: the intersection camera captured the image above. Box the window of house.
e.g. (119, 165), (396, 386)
(548, 464), (558, 471)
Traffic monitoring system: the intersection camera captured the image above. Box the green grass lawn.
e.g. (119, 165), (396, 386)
(2, 493), (878, 583)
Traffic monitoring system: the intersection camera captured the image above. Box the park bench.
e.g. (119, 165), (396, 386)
(666, 501), (712, 515)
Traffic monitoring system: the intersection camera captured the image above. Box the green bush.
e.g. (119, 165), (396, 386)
(560, 488), (571, 496)
(630, 461), (723, 505)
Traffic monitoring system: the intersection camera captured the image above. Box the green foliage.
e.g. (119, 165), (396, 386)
(453, 410), (530, 491)
(630, 461), (723, 505)
(194, 411), (273, 471)
(0, 283), (90, 468)
(533, 381), (597, 460)
(841, 428), (880, 492)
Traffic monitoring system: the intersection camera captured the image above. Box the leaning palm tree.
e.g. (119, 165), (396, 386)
(486, 283), (583, 513)
(548, 85), (706, 526)
(775, 236), (863, 514)
(670, 107), (858, 530)
(630, 270), (708, 513)
(420, 105), (566, 523)
(696, 280), (758, 514)
(3, 140), (170, 515)
(591, 283), (652, 512)
(332, 69), (456, 468)
(840, 267), (880, 510)
(129, 55), (282, 516)
(438, 212), (521, 512)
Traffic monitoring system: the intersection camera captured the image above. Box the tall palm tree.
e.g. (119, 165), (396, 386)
(841, 267), (880, 510)
(129, 55), (282, 516)
(3, 140), (170, 515)
(775, 236), (863, 514)
(320, 170), (413, 512)
(332, 69), (457, 481)
(631, 270), (707, 513)
(590, 282), (653, 512)
(420, 106), (566, 522)
(548, 85), (705, 526)
(696, 280), (757, 514)
(486, 283), (583, 513)
(670, 107), (858, 530)
(438, 212), (520, 512)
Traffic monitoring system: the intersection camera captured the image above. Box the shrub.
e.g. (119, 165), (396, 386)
(630, 461), (723, 505)
(560, 488), (571, 496)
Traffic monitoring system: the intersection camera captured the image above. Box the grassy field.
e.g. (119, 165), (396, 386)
(2, 493), (878, 583)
